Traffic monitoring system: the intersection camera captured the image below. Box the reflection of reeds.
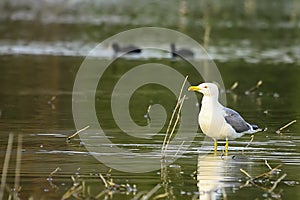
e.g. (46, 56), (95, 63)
(133, 184), (162, 200)
(0, 133), (14, 200)
(242, 135), (254, 154)
(159, 77), (188, 200)
(161, 76), (188, 159)
(48, 96), (56, 109)
(203, 14), (211, 50)
(0, 133), (23, 200)
(13, 134), (23, 199)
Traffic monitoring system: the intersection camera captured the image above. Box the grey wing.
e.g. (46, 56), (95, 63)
(223, 107), (251, 133)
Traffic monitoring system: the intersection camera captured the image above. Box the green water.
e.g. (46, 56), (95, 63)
(0, 0), (300, 199)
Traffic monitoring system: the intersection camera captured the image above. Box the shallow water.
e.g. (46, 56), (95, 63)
(0, 0), (300, 200)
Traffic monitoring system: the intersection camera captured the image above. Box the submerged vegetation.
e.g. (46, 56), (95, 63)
(240, 161), (287, 199)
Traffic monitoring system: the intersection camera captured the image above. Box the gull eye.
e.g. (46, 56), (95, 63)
(204, 85), (208, 88)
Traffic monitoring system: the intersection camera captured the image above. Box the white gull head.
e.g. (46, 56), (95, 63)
(188, 82), (219, 98)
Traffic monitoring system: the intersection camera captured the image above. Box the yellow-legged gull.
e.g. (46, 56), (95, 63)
(188, 82), (261, 154)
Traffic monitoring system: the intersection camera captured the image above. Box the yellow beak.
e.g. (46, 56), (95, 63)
(188, 86), (200, 91)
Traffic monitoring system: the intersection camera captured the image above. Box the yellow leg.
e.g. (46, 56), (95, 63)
(225, 137), (229, 156)
(214, 139), (218, 156)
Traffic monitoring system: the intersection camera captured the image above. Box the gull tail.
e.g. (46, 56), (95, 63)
(249, 124), (264, 133)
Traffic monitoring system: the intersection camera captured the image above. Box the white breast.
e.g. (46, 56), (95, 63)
(198, 97), (236, 139)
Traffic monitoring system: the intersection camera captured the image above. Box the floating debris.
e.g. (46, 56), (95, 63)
(276, 120), (297, 134)
(240, 160), (286, 195)
(284, 180), (299, 186)
(273, 93), (280, 98)
(61, 169), (137, 200)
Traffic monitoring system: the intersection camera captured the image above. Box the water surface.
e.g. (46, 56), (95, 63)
(0, 1), (300, 199)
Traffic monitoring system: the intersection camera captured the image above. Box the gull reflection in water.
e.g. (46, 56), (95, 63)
(197, 154), (251, 200)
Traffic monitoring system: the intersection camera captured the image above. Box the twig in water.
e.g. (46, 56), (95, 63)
(153, 192), (169, 200)
(66, 125), (90, 142)
(276, 120), (297, 134)
(240, 162), (285, 194)
(99, 173), (108, 188)
(245, 80), (263, 94)
(242, 135), (254, 154)
(48, 96), (57, 109)
(240, 168), (269, 191)
(144, 105), (152, 123)
(230, 81), (239, 91)
(48, 96), (56, 104)
(50, 167), (61, 177)
(265, 160), (272, 170)
(254, 164), (282, 180)
(239, 169), (252, 188)
(268, 173), (287, 193)
(95, 190), (106, 199)
(141, 184), (161, 200)
(240, 168), (253, 179)
(48, 167), (61, 189)
(132, 191), (148, 200)
(61, 184), (83, 200)
(0, 133), (14, 200)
